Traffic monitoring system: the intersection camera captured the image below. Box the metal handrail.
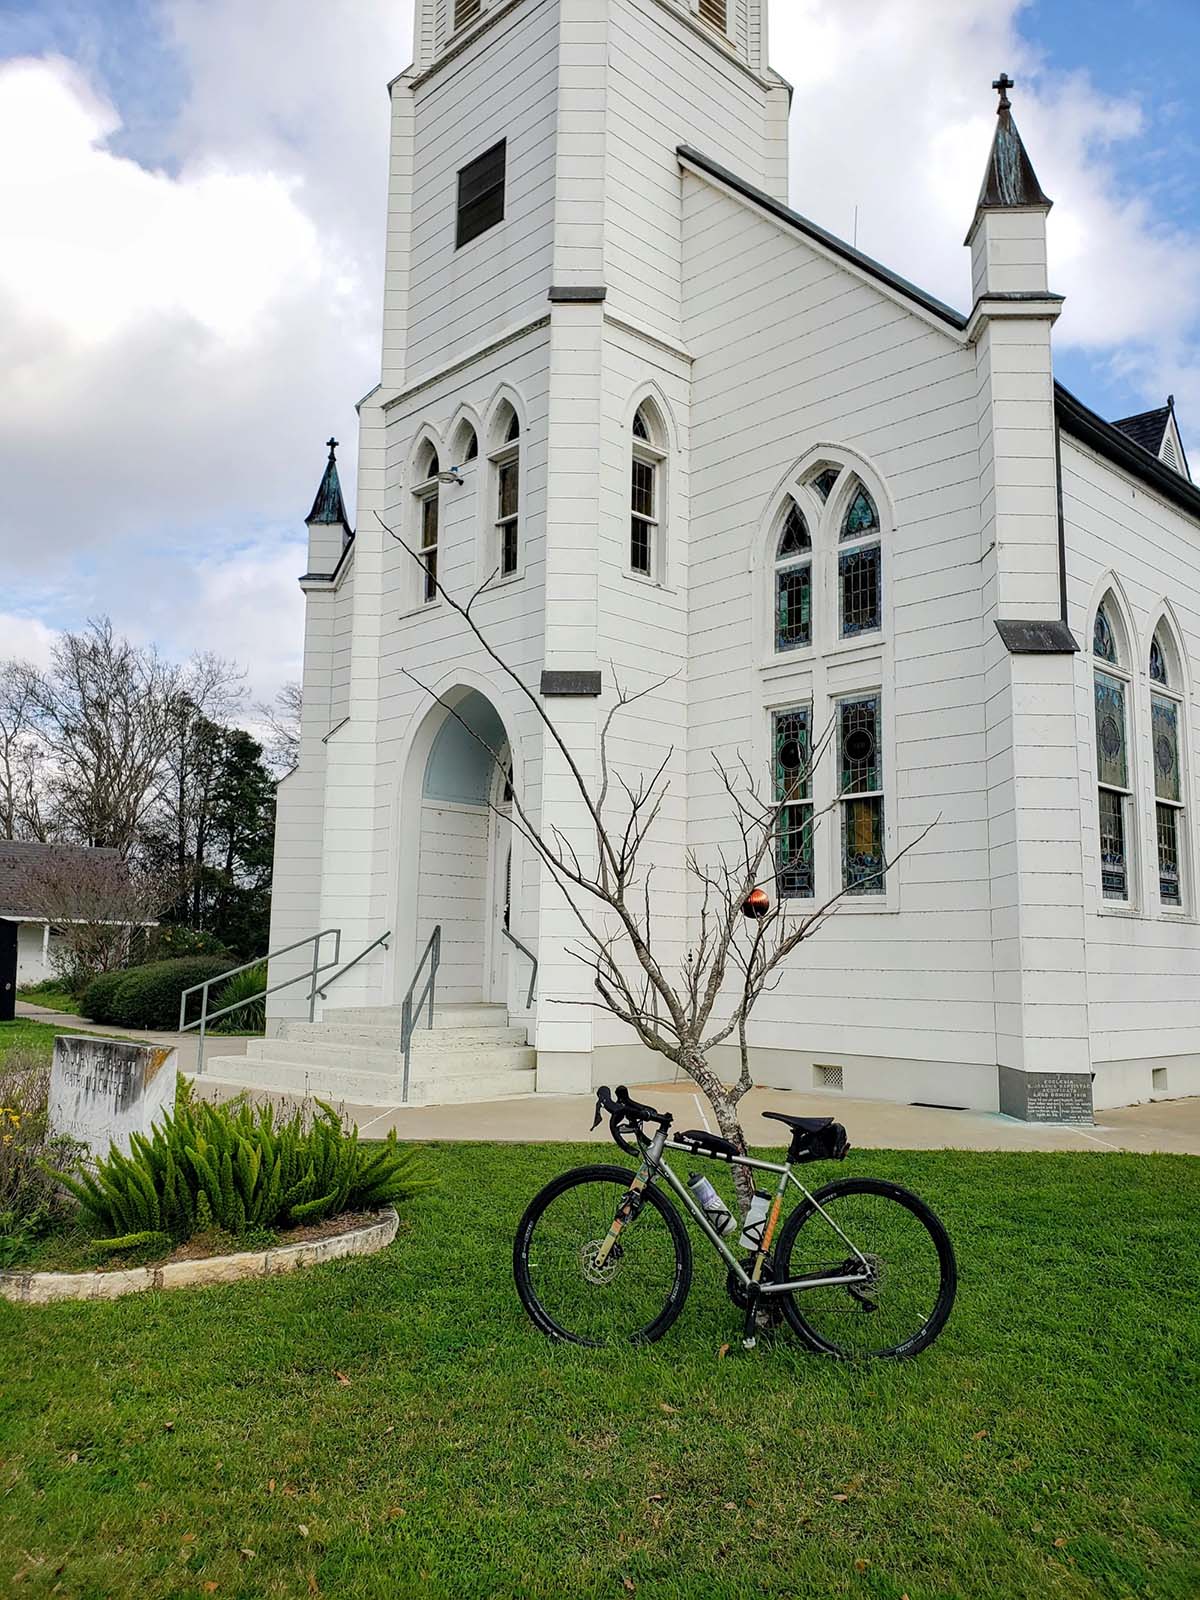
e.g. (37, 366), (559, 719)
(502, 926), (538, 1009)
(400, 926), (441, 1105)
(180, 928), (343, 1077)
(312, 930), (392, 1002)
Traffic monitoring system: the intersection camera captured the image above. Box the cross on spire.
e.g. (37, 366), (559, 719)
(993, 73), (1014, 112)
(326, 436), (339, 459)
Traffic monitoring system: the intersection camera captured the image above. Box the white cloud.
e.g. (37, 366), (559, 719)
(776, 0), (1200, 427)
(0, 613), (58, 671)
(0, 0), (1195, 710)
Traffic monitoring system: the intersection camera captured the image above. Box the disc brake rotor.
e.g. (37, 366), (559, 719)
(580, 1239), (623, 1286)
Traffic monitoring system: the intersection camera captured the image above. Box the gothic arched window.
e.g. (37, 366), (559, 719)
(414, 441), (441, 604)
(838, 479), (882, 637)
(774, 503), (812, 651)
(490, 404), (521, 578)
(1150, 625), (1186, 908)
(630, 401), (666, 578)
(1092, 595), (1134, 902)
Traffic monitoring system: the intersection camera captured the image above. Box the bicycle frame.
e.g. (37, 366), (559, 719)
(596, 1127), (871, 1296)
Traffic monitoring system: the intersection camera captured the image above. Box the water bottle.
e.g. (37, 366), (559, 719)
(739, 1190), (772, 1252)
(687, 1173), (737, 1238)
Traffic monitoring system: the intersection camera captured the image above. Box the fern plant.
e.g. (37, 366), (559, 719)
(53, 1084), (430, 1247)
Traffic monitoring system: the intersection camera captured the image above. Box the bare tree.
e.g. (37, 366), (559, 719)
(380, 516), (933, 1211)
(0, 664), (49, 841)
(21, 849), (175, 990)
(254, 680), (303, 773)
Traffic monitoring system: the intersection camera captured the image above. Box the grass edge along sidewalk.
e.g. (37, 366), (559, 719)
(0, 1141), (1196, 1599)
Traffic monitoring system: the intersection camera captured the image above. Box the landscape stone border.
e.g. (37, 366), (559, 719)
(0, 1207), (398, 1306)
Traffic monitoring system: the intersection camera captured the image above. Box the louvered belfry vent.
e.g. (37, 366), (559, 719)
(698, 0), (727, 29)
(454, 0), (481, 28)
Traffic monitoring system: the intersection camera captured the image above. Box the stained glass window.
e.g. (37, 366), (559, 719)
(774, 706), (814, 897)
(1094, 669), (1130, 900)
(491, 413), (520, 578)
(1150, 633), (1168, 685)
(777, 504), (810, 558)
(633, 407), (650, 442)
(841, 484), (880, 540)
(774, 503), (812, 651)
(1093, 605), (1117, 663)
(1153, 691), (1184, 906)
(811, 467), (840, 503)
(840, 546), (882, 636)
(839, 696), (885, 895)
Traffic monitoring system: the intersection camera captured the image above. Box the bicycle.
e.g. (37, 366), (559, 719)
(513, 1085), (957, 1358)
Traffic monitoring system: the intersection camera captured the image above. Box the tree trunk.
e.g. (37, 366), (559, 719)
(681, 1047), (754, 1214)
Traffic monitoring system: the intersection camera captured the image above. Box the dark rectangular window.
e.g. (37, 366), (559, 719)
(839, 695), (885, 896)
(457, 139), (506, 249)
(774, 706), (814, 899)
(776, 563), (811, 650)
(839, 544), (881, 636)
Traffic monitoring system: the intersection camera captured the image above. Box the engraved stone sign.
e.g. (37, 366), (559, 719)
(998, 1065), (1093, 1123)
(48, 1036), (178, 1158)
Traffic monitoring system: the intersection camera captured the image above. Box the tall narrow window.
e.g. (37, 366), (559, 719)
(415, 445), (440, 604)
(630, 402), (666, 578)
(774, 706), (814, 898)
(1092, 601), (1132, 901)
(491, 408), (520, 578)
(456, 140), (506, 249)
(774, 503), (812, 652)
(839, 481), (882, 637)
(838, 695), (885, 895)
(454, 0), (481, 29)
(1150, 629), (1185, 908)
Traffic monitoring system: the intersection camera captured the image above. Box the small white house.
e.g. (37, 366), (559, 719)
(0, 841), (124, 983)
(257, 0), (1199, 1122)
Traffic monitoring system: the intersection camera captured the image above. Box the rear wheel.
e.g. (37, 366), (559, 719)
(775, 1177), (956, 1360)
(513, 1164), (692, 1346)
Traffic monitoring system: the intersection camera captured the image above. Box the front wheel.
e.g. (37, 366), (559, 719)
(513, 1164), (692, 1346)
(775, 1177), (956, 1360)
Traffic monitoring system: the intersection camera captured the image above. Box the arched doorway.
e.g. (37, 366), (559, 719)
(412, 689), (511, 1006)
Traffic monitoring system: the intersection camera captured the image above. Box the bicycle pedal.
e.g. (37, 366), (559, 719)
(741, 1335), (757, 1351)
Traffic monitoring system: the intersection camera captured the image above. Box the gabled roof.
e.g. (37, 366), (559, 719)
(1056, 386), (1200, 521)
(306, 438), (352, 529)
(0, 841), (123, 918)
(1113, 404), (1171, 456)
(677, 144), (968, 332)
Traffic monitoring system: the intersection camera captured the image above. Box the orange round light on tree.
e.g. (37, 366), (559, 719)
(743, 887), (771, 919)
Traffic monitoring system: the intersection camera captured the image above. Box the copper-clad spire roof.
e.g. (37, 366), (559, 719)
(977, 73), (1052, 211)
(306, 437), (351, 528)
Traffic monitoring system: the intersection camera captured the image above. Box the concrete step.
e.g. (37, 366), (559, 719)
(276, 1022), (528, 1051)
(248, 1037), (536, 1076)
(199, 1056), (537, 1108)
(323, 1003), (508, 1028)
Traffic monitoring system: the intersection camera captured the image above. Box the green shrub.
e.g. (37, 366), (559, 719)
(134, 925), (231, 964)
(54, 1085), (430, 1246)
(107, 956), (234, 1031)
(78, 969), (128, 1024)
(210, 963), (268, 1034)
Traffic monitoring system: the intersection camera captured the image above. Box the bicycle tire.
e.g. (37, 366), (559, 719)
(775, 1177), (957, 1360)
(513, 1164), (692, 1346)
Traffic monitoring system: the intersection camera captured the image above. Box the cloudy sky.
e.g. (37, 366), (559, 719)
(1, 0), (1197, 705)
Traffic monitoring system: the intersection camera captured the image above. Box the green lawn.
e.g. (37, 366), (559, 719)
(0, 1017), (74, 1063)
(16, 985), (83, 1016)
(1, 1143), (1196, 1600)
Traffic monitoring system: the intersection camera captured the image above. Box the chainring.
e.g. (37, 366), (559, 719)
(725, 1254), (782, 1324)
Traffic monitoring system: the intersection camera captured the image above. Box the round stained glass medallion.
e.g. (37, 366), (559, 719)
(844, 728), (876, 764)
(778, 738), (804, 771)
(1156, 733), (1176, 778)
(1099, 714), (1123, 761)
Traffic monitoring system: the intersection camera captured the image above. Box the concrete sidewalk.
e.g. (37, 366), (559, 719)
(16, 1000), (250, 1075)
(195, 1073), (1200, 1156)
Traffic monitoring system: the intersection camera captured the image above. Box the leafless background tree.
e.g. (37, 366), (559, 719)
(383, 517), (933, 1211)
(254, 680), (303, 774)
(21, 850), (174, 989)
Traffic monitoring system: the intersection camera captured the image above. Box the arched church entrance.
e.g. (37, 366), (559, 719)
(412, 689), (512, 1006)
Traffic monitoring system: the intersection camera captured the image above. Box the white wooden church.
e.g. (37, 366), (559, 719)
(226, 0), (1200, 1122)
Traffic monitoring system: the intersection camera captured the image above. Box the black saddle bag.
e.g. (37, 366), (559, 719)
(792, 1121), (850, 1164)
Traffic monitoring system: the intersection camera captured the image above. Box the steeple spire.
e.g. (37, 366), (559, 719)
(976, 72), (1052, 212)
(306, 436), (351, 529)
